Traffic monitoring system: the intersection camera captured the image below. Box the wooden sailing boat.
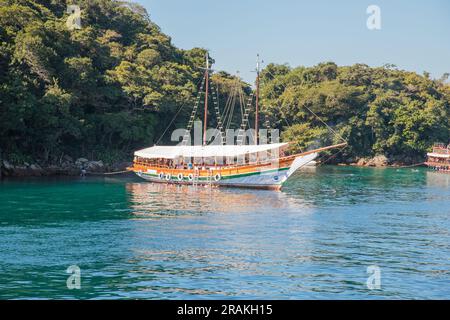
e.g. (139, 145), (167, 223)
(128, 54), (346, 190)
(425, 143), (450, 173)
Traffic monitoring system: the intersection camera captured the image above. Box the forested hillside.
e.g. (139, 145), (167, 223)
(261, 63), (450, 164)
(1, 0), (449, 175)
(0, 0), (239, 167)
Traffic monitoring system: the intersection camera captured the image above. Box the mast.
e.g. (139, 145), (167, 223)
(203, 53), (209, 146)
(255, 54), (260, 145)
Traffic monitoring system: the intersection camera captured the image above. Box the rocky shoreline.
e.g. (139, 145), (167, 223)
(0, 154), (425, 178)
(339, 155), (425, 167)
(1, 157), (132, 178)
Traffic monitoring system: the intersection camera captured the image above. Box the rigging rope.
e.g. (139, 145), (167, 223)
(219, 75), (248, 142)
(181, 74), (206, 145)
(316, 144), (349, 166)
(264, 114), (272, 143)
(224, 87), (235, 131)
(208, 81), (226, 144)
(236, 92), (254, 145)
(264, 69), (347, 145)
(222, 86), (232, 129)
(393, 162), (425, 168)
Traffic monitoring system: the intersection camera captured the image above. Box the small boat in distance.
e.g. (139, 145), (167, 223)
(425, 143), (450, 173)
(128, 54), (346, 189)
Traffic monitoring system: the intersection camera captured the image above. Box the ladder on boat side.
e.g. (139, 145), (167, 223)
(193, 169), (200, 186)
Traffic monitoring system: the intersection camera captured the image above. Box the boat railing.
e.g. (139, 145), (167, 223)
(133, 158), (278, 171)
(432, 144), (450, 154)
(131, 143), (348, 174)
(425, 160), (450, 167)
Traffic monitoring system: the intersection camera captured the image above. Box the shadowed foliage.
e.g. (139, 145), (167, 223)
(1, 1), (449, 166)
(260, 62), (450, 163)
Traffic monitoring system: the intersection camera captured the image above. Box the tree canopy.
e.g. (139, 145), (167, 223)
(1, 1), (449, 166)
(260, 62), (450, 162)
(0, 0), (237, 164)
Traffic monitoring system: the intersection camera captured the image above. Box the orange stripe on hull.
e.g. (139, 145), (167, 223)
(129, 158), (296, 177)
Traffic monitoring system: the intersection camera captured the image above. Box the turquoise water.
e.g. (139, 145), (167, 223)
(0, 166), (449, 299)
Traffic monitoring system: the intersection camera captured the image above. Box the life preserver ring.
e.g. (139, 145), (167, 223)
(159, 172), (164, 180)
(187, 174), (194, 181)
(165, 173), (171, 181)
(177, 173), (184, 181)
(214, 173), (221, 182)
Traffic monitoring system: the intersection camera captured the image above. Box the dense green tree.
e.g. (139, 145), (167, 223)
(261, 63), (450, 163)
(0, 0), (448, 168)
(0, 0), (209, 165)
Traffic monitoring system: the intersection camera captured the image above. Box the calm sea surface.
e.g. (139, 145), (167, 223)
(0, 166), (449, 299)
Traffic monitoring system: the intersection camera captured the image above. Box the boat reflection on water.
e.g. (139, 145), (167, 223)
(122, 181), (318, 299)
(125, 182), (311, 217)
(426, 170), (450, 188)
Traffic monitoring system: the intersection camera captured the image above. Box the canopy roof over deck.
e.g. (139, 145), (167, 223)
(134, 143), (288, 160)
(427, 152), (450, 158)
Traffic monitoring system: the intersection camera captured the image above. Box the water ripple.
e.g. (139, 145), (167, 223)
(0, 167), (449, 299)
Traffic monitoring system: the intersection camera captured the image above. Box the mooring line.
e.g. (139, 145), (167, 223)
(85, 170), (130, 176)
(393, 162), (425, 168)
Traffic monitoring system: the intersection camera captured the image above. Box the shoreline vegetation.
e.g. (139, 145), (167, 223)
(0, 156), (425, 178)
(1, 0), (449, 178)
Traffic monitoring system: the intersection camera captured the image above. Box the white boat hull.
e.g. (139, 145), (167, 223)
(134, 153), (318, 190)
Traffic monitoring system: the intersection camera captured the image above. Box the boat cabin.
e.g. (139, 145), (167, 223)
(133, 143), (288, 171)
(426, 143), (450, 172)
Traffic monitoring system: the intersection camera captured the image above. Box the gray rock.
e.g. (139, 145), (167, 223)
(27, 164), (43, 176)
(111, 161), (132, 171)
(369, 155), (389, 167)
(13, 166), (29, 177)
(61, 161), (74, 169)
(85, 160), (105, 173)
(46, 165), (62, 176)
(29, 164), (42, 171)
(355, 155), (389, 167)
(63, 155), (73, 163)
(356, 158), (368, 166)
(2, 160), (14, 170)
(75, 158), (89, 168)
